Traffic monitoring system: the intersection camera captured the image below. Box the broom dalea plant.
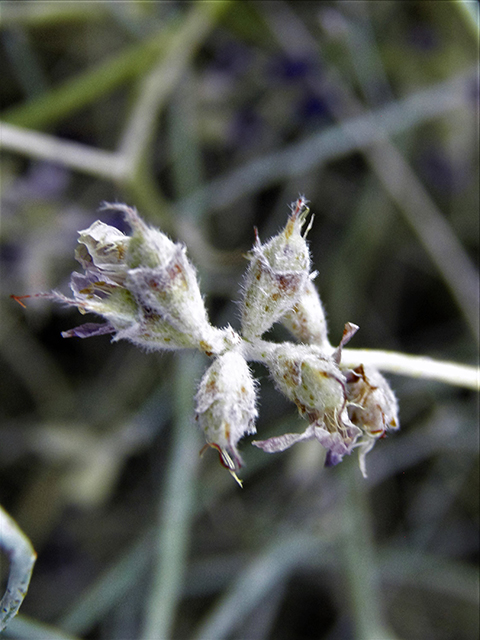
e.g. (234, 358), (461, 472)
(6, 195), (478, 631)
(22, 196), (399, 485)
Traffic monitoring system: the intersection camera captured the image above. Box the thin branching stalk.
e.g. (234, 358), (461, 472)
(1, 25), (174, 129)
(341, 348), (479, 391)
(179, 66), (476, 214)
(1, 614), (79, 640)
(0, 122), (124, 181)
(244, 339), (479, 391)
(340, 462), (399, 640)
(141, 354), (203, 640)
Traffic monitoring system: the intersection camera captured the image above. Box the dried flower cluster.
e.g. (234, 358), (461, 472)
(21, 198), (399, 484)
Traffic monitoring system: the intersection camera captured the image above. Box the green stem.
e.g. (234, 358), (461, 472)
(455, 0), (480, 40)
(340, 462), (398, 640)
(1, 22), (177, 129)
(243, 338), (479, 391)
(341, 348), (479, 391)
(0, 122), (123, 181)
(1, 614), (78, 640)
(0, 2), (108, 28)
(140, 353), (203, 640)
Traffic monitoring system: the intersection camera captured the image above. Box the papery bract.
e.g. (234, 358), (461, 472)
(345, 364), (400, 477)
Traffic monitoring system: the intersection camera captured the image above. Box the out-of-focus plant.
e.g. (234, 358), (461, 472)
(1, 1), (478, 639)
(6, 194), (476, 632)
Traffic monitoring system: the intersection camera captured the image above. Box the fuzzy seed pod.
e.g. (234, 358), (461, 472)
(281, 278), (329, 347)
(195, 351), (257, 471)
(253, 343), (361, 465)
(241, 197), (312, 340)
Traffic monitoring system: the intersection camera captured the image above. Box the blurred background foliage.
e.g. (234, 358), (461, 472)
(0, 1), (478, 639)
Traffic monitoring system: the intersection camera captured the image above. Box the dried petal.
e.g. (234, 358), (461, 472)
(76, 220), (130, 281)
(345, 364), (400, 477)
(61, 322), (115, 339)
(253, 426), (316, 453)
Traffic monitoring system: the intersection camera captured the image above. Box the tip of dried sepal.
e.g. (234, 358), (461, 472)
(11, 294), (30, 308)
(199, 443), (244, 487)
(11, 291), (85, 312)
(98, 201), (145, 233)
(333, 322), (359, 364)
(285, 195), (313, 239)
(195, 351), (257, 484)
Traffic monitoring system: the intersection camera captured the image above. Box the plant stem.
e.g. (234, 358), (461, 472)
(339, 461), (398, 640)
(1, 26), (172, 130)
(140, 353), (203, 640)
(341, 348), (479, 391)
(243, 338), (479, 391)
(0, 122), (124, 181)
(179, 66), (476, 215)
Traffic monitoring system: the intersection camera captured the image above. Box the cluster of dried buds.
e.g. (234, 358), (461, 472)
(18, 198), (399, 484)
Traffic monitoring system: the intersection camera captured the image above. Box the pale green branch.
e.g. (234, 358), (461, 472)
(180, 67), (477, 214)
(0, 122), (124, 181)
(340, 462), (399, 640)
(0, 23), (174, 129)
(342, 348), (479, 391)
(365, 141), (480, 346)
(244, 339), (479, 391)
(140, 354), (203, 640)
(119, 0), (230, 177)
(1, 614), (79, 640)
(117, 1), (231, 233)
(0, 2), (108, 28)
(334, 6), (479, 342)
(455, 0), (480, 40)
(192, 532), (325, 640)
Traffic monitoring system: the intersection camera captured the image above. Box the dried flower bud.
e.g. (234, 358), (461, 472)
(253, 343), (361, 465)
(75, 220), (130, 281)
(281, 278), (329, 347)
(49, 205), (230, 354)
(241, 197), (312, 339)
(195, 351), (257, 476)
(55, 219), (139, 338)
(345, 364), (400, 477)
